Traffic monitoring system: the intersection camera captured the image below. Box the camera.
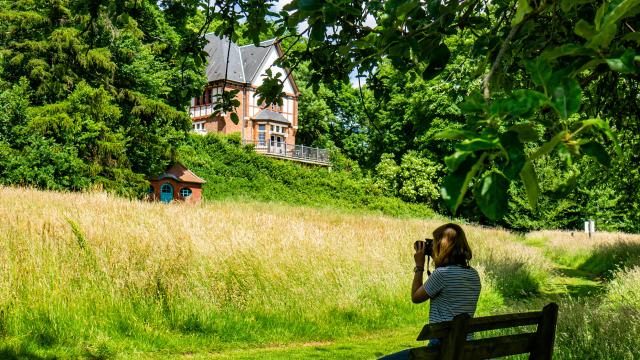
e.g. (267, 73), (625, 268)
(414, 238), (434, 257)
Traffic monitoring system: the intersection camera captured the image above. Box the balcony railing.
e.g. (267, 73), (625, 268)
(189, 104), (213, 118)
(243, 140), (330, 165)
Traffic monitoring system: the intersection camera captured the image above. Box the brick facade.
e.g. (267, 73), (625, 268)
(189, 37), (299, 146)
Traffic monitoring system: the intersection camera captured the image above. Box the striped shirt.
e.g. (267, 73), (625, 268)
(424, 265), (481, 324)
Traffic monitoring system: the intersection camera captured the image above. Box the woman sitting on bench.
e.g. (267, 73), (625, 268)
(380, 223), (481, 359)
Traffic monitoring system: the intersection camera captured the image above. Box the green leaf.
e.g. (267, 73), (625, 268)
(519, 160), (539, 211)
(586, 23), (618, 49)
(459, 93), (487, 114)
(509, 123), (539, 142)
(456, 137), (499, 152)
(500, 131), (526, 181)
(541, 44), (593, 60)
(489, 90), (548, 118)
(435, 129), (477, 140)
(581, 141), (611, 166)
(549, 77), (582, 119)
(606, 48), (637, 73)
(512, 0), (533, 26)
(560, 0), (593, 12)
(595, 2), (606, 29)
(310, 21), (325, 42)
(622, 32), (640, 44)
(444, 151), (472, 172)
(230, 112), (239, 125)
(441, 154), (486, 214)
(422, 43), (451, 80)
(530, 131), (567, 160)
(578, 118), (622, 157)
(574, 20), (596, 40)
(474, 171), (509, 220)
(525, 58), (552, 90)
(297, 0), (323, 11)
(601, 0), (640, 28)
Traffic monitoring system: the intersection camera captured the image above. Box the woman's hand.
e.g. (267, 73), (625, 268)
(414, 241), (426, 267)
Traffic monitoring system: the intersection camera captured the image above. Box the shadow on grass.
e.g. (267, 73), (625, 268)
(578, 241), (640, 279)
(554, 267), (603, 296)
(481, 258), (546, 299)
(0, 346), (51, 360)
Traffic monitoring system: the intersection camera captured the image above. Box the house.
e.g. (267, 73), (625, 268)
(149, 163), (206, 204)
(189, 35), (329, 165)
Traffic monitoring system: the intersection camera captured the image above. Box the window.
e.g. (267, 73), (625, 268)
(192, 121), (206, 133)
(271, 125), (274, 131)
(258, 133), (266, 146)
(180, 188), (192, 197)
(258, 124), (266, 131)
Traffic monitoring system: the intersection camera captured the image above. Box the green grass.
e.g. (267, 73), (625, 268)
(0, 187), (639, 359)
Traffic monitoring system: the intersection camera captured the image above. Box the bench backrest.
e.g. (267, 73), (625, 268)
(408, 303), (559, 360)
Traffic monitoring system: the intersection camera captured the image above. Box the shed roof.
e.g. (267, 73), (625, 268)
(154, 163), (206, 184)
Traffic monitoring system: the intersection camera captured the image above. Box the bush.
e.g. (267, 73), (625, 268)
(176, 134), (433, 218)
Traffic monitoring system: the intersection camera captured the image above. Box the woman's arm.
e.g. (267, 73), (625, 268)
(412, 241), (430, 304)
(412, 271), (429, 303)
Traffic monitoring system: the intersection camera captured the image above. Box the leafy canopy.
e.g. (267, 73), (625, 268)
(206, 0), (640, 220)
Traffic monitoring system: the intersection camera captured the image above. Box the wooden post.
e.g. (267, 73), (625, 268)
(529, 303), (558, 360)
(441, 313), (471, 360)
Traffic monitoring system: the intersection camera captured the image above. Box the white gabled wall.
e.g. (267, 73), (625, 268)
(252, 48), (295, 95)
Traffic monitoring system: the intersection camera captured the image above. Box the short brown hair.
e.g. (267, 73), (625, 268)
(432, 223), (472, 268)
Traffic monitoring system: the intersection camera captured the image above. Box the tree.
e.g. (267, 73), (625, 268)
(0, 0), (205, 194)
(204, 0), (640, 220)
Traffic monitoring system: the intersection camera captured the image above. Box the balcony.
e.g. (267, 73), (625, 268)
(189, 104), (213, 119)
(243, 140), (330, 166)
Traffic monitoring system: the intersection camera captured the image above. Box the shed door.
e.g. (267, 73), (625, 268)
(160, 183), (174, 203)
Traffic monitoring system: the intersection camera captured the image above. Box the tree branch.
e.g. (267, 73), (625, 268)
(482, 20), (523, 100)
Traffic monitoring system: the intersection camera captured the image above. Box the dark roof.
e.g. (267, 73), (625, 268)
(204, 34), (245, 83)
(153, 163), (206, 184)
(254, 109), (290, 124)
(204, 35), (281, 85)
(240, 39), (276, 83)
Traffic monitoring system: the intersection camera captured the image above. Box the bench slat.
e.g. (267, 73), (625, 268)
(461, 333), (536, 360)
(408, 346), (440, 360)
(409, 333), (536, 360)
(416, 311), (542, 341)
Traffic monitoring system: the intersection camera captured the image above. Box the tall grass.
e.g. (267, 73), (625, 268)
(0, 187), (549, 357)
(528, 230), (640, 277)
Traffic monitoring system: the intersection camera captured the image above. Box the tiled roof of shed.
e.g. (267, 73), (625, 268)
(154, 163), (206, 184)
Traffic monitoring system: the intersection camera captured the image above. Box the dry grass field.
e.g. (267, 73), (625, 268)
(0, 186), (638, 359)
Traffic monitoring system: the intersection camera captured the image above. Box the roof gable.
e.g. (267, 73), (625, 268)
(203, 36), (299, 95)
(240, 39), (275, 84)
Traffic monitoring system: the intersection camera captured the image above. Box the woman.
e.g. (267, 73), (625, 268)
(379, 223), (481, 359)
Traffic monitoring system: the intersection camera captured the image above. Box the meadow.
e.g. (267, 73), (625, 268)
(0, 187), (639, 359)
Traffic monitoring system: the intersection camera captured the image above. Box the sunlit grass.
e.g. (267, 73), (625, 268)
(0, 186), (553, 358)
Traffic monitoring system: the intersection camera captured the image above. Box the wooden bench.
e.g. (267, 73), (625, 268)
(408, 303), (559, 360)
